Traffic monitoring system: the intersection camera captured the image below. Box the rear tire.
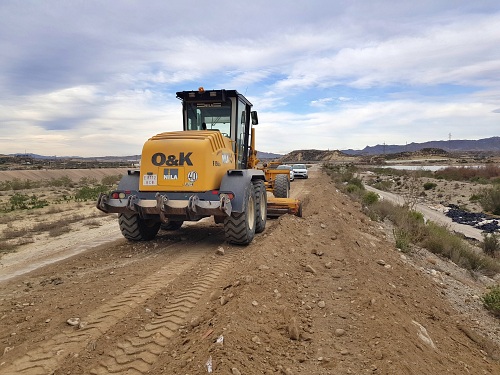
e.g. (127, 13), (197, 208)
(224, 182), (256, 245)
(253, 179), (267, 233)
(118, 213), (160, 241)
(274, 174), (289, 198)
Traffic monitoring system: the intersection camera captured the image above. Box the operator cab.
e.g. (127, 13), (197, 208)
(176, 88), (258, 169)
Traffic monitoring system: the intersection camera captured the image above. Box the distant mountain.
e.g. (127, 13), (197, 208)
(257, 151), (282, 159)
(342, 136), (500, 155)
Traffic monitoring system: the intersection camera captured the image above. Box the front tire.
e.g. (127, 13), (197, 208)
(224, 182), (256, 245)
(253, 179), (267, 233)
(118, 213), (160, 241)
(274, 174), (289, 198)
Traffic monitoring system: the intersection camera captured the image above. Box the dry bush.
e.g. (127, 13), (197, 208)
(46, 206), (67, 214)
(48, 226), (71, 237)
(16, 237), (35, 246)
(84, 219), (102, 228)
(32, 221), (60, 232)
(0, 240), (17, 253)
(2, 226), (29, 240)
(0, 215), (13, 225)
(483, 233), (500, 257)
(436, 165), (500, 182)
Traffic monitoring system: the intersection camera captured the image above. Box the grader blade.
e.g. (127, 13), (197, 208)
(267, 197), (302, 218)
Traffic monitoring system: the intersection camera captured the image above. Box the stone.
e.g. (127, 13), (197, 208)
(288, 317), (300, 340)
(67, 317), (80, 326)
(216, 246), (225, 255)
(318, 300), (326, 308)
(335, 328), (346, 337)
(305, 265), (317, 274)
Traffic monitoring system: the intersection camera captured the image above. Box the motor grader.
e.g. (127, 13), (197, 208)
(97, 88), (301, 245)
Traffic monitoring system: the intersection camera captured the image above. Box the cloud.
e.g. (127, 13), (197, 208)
(0, 1), (499, 156)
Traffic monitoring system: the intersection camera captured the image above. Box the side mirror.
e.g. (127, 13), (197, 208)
(251, 111), (259, 125)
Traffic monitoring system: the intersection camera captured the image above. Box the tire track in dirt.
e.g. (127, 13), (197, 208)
(89, 251), (238, 375)
(2, 236), (217, 375)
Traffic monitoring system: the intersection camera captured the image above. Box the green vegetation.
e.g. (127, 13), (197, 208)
(423, 182), (437, 190)
(482, 233), (499, 257)
(75, 185), (109, 201)
(0, 174), (122, 212)
(371, 180), (392, 191)
(9, 193), (49, 210)
(362, 191), (379, 206)
(478, 185), (500, 215)
(482, 286), (500, 317)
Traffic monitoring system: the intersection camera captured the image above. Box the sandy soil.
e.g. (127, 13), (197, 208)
(360, 170), (485, 213)
(0, 167), (499, 375)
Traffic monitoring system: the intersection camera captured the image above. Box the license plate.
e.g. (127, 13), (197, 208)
(143, 174), (157, 186)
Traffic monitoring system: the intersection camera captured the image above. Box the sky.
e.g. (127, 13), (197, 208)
(0, 0), (499, 157)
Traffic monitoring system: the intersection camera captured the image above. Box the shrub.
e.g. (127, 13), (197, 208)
(48, 176), (72, 188)
(372, 180), (392, 191)
(8, 193), (49, 211)
(48, 226), (71, 237)
(469, 194), (482, 202)
(423, 182), (437, 190)
(346, 184), (362, 194)
(101, 174), (122, 186)
(393, 228), (411, 252)
(0, 240), (17, 253)
(362, 191), (379, 205)
(479, 186), (500, 215)
(75, 185), (109, 201)
(482, 286), (500, 317)
(2, 226), (29, 240)
(483, 233), (499, 257)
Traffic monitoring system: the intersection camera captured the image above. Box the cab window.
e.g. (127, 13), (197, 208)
(186, 102), (231, 137)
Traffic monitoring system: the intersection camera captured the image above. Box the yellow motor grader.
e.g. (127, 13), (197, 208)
(97, 88), (301, 245)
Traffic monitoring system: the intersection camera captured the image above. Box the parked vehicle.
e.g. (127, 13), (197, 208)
(292, 164), (308, 179)
(277, 164), (294, 181)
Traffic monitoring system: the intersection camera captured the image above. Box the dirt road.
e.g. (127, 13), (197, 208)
(1, 168), (499, 374)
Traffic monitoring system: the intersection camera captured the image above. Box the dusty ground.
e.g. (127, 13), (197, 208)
(360, 170), (485, 213)
(0, 167), (500, 374)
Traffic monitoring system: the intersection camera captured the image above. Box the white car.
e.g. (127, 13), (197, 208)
(277, 164), (294, 181)
(292, 164), (308, 179)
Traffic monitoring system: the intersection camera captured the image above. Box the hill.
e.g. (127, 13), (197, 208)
(279, 149), (355, 163)
(343, 136), (500, 155)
